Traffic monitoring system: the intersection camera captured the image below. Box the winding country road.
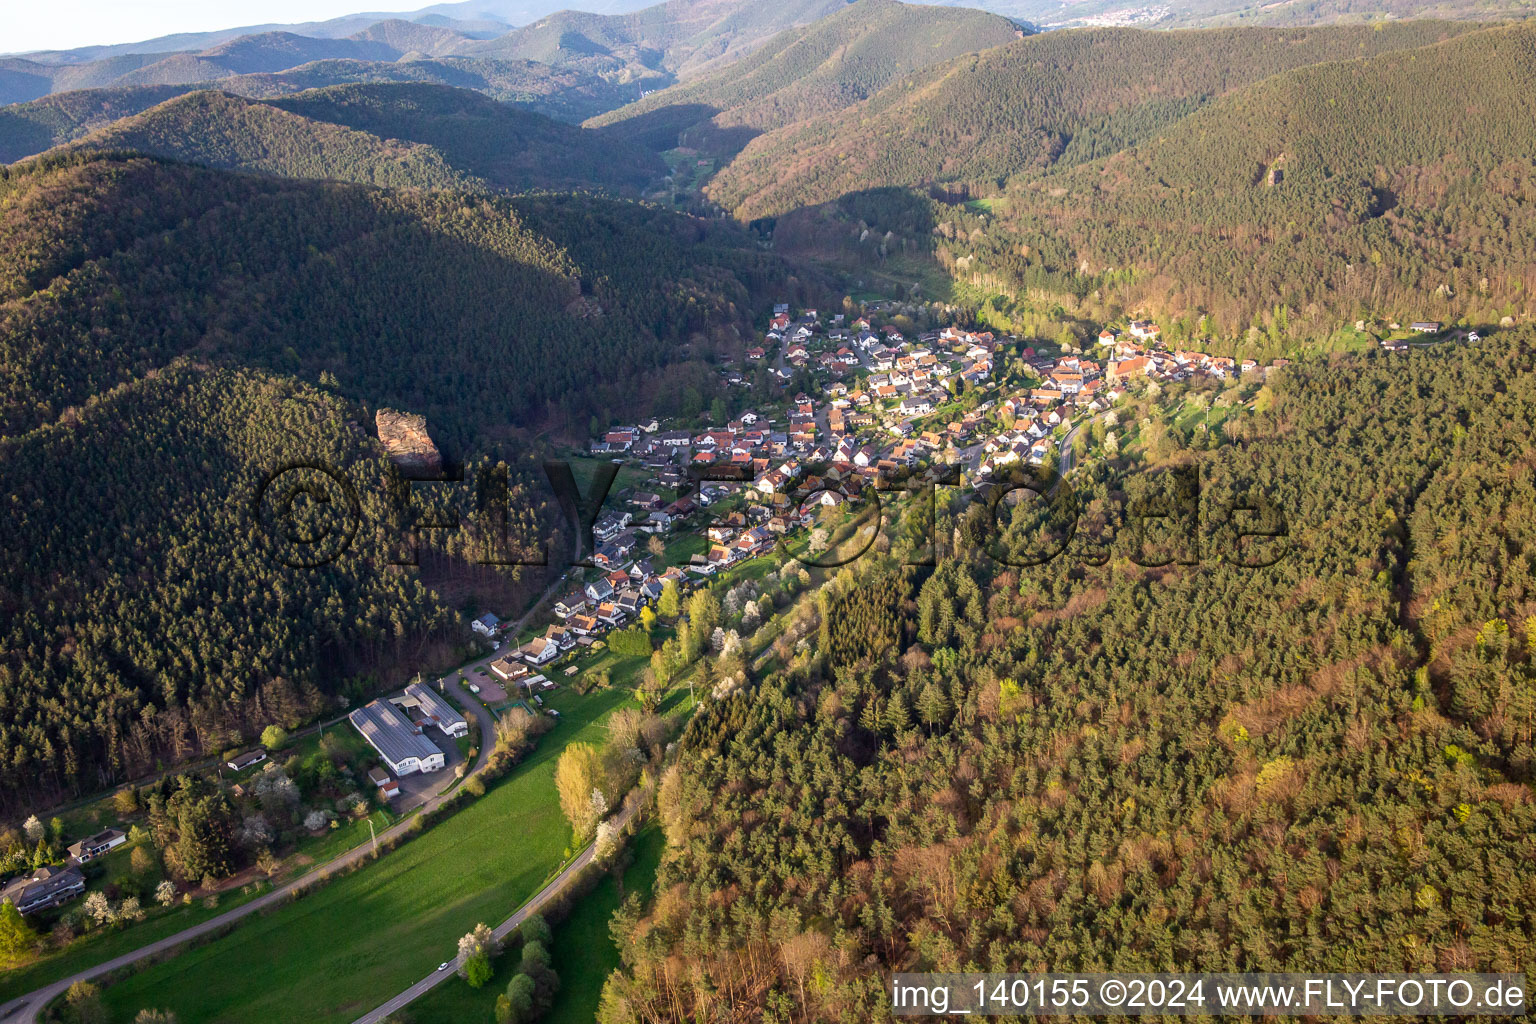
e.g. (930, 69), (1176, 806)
(350, 802), (638, 1024)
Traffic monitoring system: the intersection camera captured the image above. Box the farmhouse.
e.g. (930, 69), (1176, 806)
(349, 700), (446, 776)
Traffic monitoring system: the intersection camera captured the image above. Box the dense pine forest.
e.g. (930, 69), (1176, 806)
(954, 21), (1536, 342)
(603, 333), (1536, 1021)
(0, 364), (452, 809)
(704, 21), (1481, 218)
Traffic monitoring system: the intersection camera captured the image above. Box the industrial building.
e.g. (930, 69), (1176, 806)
(348, 700), (446, 776)
(403, 682), (468, 738)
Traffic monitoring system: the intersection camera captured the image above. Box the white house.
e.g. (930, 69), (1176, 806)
(521, 637), (560, 666)
(67, 828), (127, 864)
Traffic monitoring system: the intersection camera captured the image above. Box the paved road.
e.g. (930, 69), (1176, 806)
(350, 802), (639, 1024)
(1058, 420), (1085, 477)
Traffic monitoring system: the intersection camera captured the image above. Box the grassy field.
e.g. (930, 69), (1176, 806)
(566, 455), (651, 499)
(97, 683), (634, 1024)
(0, 888), (266, 1004)
(408, 825), (665, 1024)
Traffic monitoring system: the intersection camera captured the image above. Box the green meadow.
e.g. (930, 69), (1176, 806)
(99, 683), (632, 1024)
(408, 825), (665, 1024)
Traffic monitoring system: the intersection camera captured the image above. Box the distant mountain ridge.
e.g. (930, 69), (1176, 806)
(0, 27), (468, 104)
(0, 59), (638, 163)
(2, 1), (653, 63)
(587, 0), (1025, 154)
(58, 83), (666, 193)
(0, 0), (857, 115)
(459, 0), (856, 85)
(10, 0), (1529, 70)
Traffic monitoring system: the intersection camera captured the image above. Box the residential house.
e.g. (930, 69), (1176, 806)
(615, 588), (645, 616)
(225, 749), (267, 772)
(553, 594), (587, 619)
(521, 637), (560, 666)
(66, 828), (127, 864)
(490, 658), (529, 682)
(0, 865), (86, 915)
(544, 624), (577, 651)
(593, 510), (631, 542)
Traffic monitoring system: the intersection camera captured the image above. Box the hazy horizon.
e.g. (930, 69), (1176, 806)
(5, 0), (432, 55)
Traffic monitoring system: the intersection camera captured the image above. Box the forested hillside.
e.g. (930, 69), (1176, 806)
(0, 364), (459, 810)
(604, 333), (1536, 1021)
(705, 20), (1481, 218)
(0, 146), (812, 810)
(0, 87), (193, 163)
(929, 21), (1536, 341)
(587, 0), (1022, 154)
(64, 84), (665, 193)
(0, 151), (805, 443)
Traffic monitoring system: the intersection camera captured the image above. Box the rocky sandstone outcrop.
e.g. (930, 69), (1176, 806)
(375, 409), (442, 476)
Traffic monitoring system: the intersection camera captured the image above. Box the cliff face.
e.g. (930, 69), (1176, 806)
(375, 408), (442, 476)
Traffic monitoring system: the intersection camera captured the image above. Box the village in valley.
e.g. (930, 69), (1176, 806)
(0, 290), (1478, 947)
(0, 289), (1486, 1020)
(461, 298), (1492, 695)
